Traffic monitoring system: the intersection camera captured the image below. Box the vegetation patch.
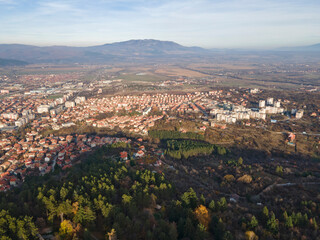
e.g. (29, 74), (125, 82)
(164, 139), (226, 159)
(148, 130), (204, 140)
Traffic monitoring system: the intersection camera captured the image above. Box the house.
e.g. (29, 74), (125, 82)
(0, 179), (7, 187)
(154, 160), (162, 167)
(199, 126), (207, 131)
(120, 151), (128, 161)
(9, 177), (18, 186)
(62, 165), (72, 170)
(135, 150), (145, 158)
(139, 145), (145, 151)
(288, 132), (295, 142)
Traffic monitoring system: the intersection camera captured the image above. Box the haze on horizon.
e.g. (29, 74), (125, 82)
(0, 0), (319, 49)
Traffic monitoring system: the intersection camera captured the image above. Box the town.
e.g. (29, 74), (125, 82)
(0, 64), (319, 240)
(1, 84), (318, 193)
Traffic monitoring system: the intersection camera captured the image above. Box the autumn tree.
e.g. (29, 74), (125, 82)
(59, 220), (74, 240)
(245, 231), (258, 240)
(194, 205), (211, 230)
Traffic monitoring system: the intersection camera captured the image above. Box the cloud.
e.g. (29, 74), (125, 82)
(37, 1), (84, 15)
(0, 0), (17, 5)
(0, 0), (13, 3)
(0, 0), (319, 48)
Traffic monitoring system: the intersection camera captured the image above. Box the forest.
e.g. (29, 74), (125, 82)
(164, 140), (222, 159)
(0, 146), (211, 239)
(0, 142), (319, 239)
(148, 130), (204, 141)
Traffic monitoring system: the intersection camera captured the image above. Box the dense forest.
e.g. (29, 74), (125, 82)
(164, 140), (220, 159)
(0, 142), (319, 239)
(148, 130), (204, 141)
(0, 146), (210, 239)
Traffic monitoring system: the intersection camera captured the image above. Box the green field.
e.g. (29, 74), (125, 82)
(120, 73), (168, 83)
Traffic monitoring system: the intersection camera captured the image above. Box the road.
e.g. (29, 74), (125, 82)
(258, 181), (320, 196)
(51, 155), (57, 172)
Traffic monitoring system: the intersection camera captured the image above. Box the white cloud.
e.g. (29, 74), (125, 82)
(0, 0), (319, 48)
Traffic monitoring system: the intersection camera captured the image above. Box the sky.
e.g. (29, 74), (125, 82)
(0, 0), (319, 49)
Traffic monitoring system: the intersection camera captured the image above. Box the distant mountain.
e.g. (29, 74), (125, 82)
(277, 43), (320, 52)
(90, 39), (207, 54)
(0, 40), (209, 64)
(0, 58), (27, 66)
(305, 43), (320, 50)
(1, 40), (319, 65)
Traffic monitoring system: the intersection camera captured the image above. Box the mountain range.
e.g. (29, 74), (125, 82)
(0, 39), (319, 65)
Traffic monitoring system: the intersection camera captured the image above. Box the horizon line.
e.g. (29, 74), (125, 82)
(0, 39), (319, 50)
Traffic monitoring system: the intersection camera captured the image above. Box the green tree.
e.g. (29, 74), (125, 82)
(311, 217), (318, 230)
(59, 220), (74, 240)
(262, 206), (269, 224)
(267, 212), (279, 234)
(56, 200), (73, 223)
(217, 197), (227, 211)
(285, 216), (293, 229)
(276, 165), (283, 174)
(73, 206), (96, 226)
(181, 188), (198, 209)
(209, 200), (215, 211)
(248, 216), (258, 230)
(184, 218), (195, 239)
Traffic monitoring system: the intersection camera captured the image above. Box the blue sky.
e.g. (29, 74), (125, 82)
(0, 0), (319, 48)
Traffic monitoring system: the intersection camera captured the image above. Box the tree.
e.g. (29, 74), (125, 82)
(209, 200), (215, 211)
(73, 206), (96, 226)
(276, 165), (283, 174)
(168, 223), (178, 240)
(217, 147), (227, 156)
(181, 188), (198, 209)
(217, 197), (227, 211)
(262, 206), (269, 224)
(311, 217), (318, 230)
(59, 220), (74, 240)
(223, 175), (235, 182)
(194, 205), (210, 230)
(184, 217), (195, 239)
(282, 211), (288, 221)
(238, 157), (243, 165)
(245, 231), (258, 240)
(194, 223), (207, 240)
(0, 210), (38, 239)
(122, 194), (132, 205)
(267, 212), (279, 234)
(57, 200), (73, 223)
(248, 216), (258, 230)
(285, 216), (293, 229)
(200, 194), (206, 205)
(107, 228), (117, 240)
(60, 187), (69, 200)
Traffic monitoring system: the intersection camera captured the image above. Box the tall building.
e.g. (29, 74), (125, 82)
(65, 101), (76, 108)
(259, 100), (266, 108)
(267, 97), (274, 105)
(274, 101), (281, 108)
(37, 105), (50, 113)
(296, 109), (304, 119)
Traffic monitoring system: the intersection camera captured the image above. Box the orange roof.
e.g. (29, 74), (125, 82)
(120, 151), (128, 158)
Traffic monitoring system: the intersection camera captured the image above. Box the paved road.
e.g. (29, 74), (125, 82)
(51, 155), (57, 172)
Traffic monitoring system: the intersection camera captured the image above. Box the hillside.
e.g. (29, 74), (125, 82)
(0, 58), (27, 66)
(0, 40), (208, 64)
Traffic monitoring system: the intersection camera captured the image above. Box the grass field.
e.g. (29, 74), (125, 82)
(47, 94), (63, 99)
(120, 73), (168, 82)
